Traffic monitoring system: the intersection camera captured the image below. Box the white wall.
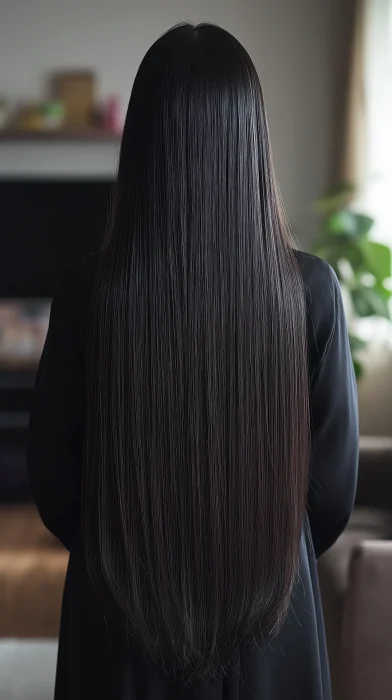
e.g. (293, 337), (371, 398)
(0, 0), (335, 243)
(358, 343), (392, 436)
(355, 318), (392, 436)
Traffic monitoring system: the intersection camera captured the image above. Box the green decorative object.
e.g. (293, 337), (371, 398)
(311, 183), (392, 379)
(41, 100), (65, 130)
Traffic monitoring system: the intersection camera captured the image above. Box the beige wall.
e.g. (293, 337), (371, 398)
(357, 336), (392, 436)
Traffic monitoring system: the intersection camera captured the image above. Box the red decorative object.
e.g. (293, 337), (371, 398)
(103, 96), (122, 132)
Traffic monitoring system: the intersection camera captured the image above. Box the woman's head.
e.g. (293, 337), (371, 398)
(84, 24), (310, 688)
(110, 23), (277, 251)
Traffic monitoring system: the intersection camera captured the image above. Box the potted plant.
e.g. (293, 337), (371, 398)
(311, 184), (392, 378)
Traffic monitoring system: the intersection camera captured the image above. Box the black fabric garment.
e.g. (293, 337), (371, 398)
(27, 251), (359, 700)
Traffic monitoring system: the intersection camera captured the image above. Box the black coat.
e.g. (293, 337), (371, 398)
(27, 251), (359, 700)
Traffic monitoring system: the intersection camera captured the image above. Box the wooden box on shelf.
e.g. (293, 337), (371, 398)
(52, 71), (96, 127)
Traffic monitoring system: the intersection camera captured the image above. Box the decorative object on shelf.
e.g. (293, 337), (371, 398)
(10, 100), (65, 133)
(0, 69), (123, 139)
(13, 103), (45, 131)
(0, 97), (10, 130)
(311, 183), (392, 379)
(103, 96), (122, 132)
(40, 100), (65, 130)
(0, 300), (50, 370)
(52, 71), (96, 127)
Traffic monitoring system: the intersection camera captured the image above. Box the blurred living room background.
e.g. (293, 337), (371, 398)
(0, 0), (391, 699)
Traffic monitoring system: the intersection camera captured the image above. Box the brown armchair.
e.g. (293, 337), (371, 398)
(318, 436), (392, 699)
(340, 541), (392, 700)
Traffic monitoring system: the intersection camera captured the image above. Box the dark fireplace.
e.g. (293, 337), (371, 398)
(0, 178), (113, 500)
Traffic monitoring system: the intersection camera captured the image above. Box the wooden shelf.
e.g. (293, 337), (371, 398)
(0, 128), (121, 142)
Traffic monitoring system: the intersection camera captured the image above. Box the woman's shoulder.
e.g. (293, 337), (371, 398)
(295, 250), (337, 294)
(294, 250), (341, 371)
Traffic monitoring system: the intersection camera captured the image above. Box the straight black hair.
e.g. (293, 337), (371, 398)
(83, 22), (310, 687)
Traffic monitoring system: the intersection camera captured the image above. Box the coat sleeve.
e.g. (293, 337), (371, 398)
(27, 274), (85, 551)
(307, 265), (359, 559)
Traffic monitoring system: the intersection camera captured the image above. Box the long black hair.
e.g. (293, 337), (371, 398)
(83, 23), (310, 687)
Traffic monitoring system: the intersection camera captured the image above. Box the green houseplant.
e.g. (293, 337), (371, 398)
(311, 184), (392, 379)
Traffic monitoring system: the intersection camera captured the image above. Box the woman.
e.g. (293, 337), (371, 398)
(27, 23), (358, 700)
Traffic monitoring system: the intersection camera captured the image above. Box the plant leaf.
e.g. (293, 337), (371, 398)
(372, 282), (392, 301)
(324, 210), (357, 236)
(338, 242), (365, 270)
(352, 214), (374, 237)
(357, 240), (392, 282)
(349, 334), (367, 353)
(352, 358), (363, 380)
(323, 211), (374, 239)
(350, 285), (391, 319)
